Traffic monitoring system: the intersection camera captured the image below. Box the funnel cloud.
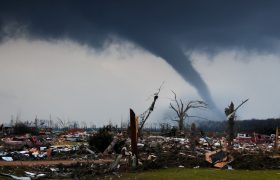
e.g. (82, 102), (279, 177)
(1, 1), (280, 119)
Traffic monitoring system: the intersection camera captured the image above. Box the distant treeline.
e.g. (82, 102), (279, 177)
(197, 118), (280, 135)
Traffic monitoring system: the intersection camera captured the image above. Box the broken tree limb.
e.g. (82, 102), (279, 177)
(85, 148), (95, 155)
(103, 136), (119, 155)
(139, 82), (164, 132)
(109, 154), (122, 171)
(234, 99), (249, 112)
(226, 99), (249, 120)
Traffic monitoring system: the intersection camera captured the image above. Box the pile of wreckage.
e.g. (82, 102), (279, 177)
(0, 117), (280, 179)
(0, 144), (85, 162)
(0, 133), (279, 179)
(0, 129), (93, 162)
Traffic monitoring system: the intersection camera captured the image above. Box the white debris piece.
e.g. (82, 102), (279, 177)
(25, 172), (36, 177)
(40, 147), (47, 151)
(2, 156), (13, 161)
(0, 173), (31, 180)
(36, 174), (46, 178)
(137, 143), (145, 147)
(227, 165), (234, 170)
(50, 168), (59, 172)
(25, 171), (46, 178)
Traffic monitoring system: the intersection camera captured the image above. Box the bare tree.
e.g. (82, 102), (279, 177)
(57, 117), (67, 129)
(34, 115), (38, 128)
(81, 121), (87, 129)
(160, 122), (171, 134)
(169, 91), (207, 132)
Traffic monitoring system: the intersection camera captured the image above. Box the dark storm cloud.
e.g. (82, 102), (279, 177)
(1, 0), (280, 117)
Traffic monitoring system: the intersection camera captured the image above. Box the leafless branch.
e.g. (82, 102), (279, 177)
(170, 103), (180, 116)
(234, 99), (249, 112)
(226, 99), (249, 119)
(169, 90), (207, 131)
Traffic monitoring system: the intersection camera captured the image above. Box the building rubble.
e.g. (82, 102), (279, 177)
(0, 126), (280, 179)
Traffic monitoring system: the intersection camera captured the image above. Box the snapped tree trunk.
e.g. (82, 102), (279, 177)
(225, 102), (235, 150)
(130, 109), (138, 166)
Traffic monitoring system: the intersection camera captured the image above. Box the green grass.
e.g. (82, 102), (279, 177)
(116, 168), (280, 180)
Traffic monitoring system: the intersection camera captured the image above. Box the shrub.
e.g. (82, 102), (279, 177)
(88, 126), (113, 153)
(114, 139), (126, 154)
(13, 122), (39, 135)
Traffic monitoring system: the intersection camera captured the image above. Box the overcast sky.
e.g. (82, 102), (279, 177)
(0, 1), (280, 126)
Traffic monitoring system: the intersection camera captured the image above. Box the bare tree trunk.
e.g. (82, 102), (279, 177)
(178, 117), (184, 132)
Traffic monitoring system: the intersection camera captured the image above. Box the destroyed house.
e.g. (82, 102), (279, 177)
(236, 133), (271, 143)
(39, 128), (53, 135)
(251, 133), (271, 143)
(236, 133), (252, 143)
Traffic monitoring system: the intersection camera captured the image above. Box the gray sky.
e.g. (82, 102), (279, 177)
(0, 37), (198, 126)
(0, 1), (280, 126)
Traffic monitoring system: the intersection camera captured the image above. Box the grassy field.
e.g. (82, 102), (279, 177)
(115, 168), (280, 180)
